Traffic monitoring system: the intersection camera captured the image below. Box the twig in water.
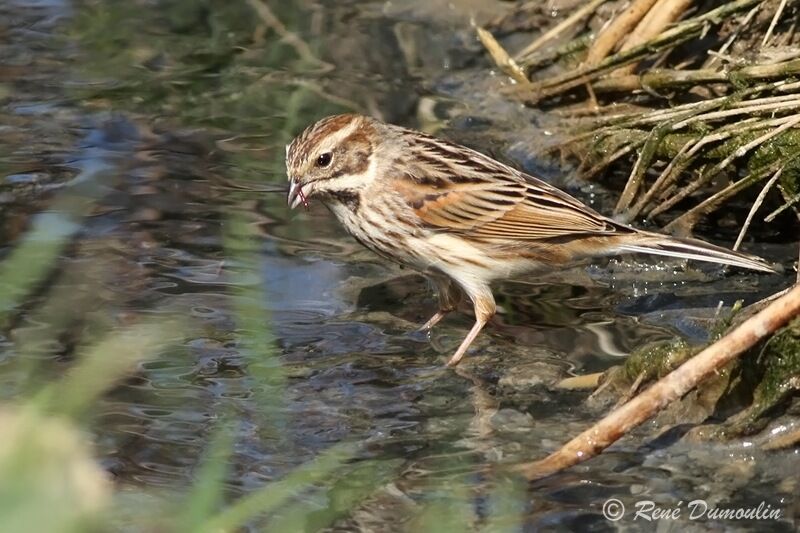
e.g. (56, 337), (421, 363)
(762, 426), (800, 450)
(514, 283), (800, 480)
(613, 370), (646, 409)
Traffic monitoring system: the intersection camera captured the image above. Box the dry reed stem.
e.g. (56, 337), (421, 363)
(615, 125), (667, 213)
(732, 166), (783, 251)
(585, 0), (659, 66)
(508, 0), (763, 103)
(594, 58), (800, 93)
(667, 145), (800, 232)
(580, 141), (643, 180)
(515, 0), (610, 62)
(631, 116), (786, 216)
(705, 5), (761, 68)
(613, 0), (693, 76)
(765, 190), (800, 222)
(671, 98), (800, 129)
(519, 33), (594, 70)
(603, 114), (786, 218)
(587, 80), (782, 129)
(624, 137), (695, 219)
(651, 114), (800, 218)
(762, 0), (789, 47)
(775, 80), (800, 93)
(664, 160), (782, 233)
(477, 27), (528, 84)
(515, 283), (800, 481)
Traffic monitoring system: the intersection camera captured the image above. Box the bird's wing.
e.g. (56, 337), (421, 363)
(390, 132), (625, 241)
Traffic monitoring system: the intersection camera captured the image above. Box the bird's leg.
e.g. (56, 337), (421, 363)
(446, 284), (495, 367)
(419, 310), (449, 332)
(446, 318), (487, 366)
(418, 276), (461, 332)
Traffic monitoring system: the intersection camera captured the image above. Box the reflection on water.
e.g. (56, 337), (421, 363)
(1, 0), (797, 530)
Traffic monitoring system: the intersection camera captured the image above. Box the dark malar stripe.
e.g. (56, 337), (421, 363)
(326, 189), (360, 211)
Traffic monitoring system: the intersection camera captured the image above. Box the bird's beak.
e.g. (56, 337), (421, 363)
(287, 179), (309, 210)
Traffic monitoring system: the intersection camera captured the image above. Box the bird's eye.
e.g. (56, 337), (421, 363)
(316, 152), (333, 167)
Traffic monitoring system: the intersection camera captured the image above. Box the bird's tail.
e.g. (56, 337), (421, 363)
(616, 232), (777, 273)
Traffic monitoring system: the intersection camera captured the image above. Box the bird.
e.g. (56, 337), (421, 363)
(285, 114), (776, 366)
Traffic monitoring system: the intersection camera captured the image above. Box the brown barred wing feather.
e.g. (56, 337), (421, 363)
(392, 130), (628, 241)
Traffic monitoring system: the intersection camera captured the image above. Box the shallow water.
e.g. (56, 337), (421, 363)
(1, 0), (797, 530)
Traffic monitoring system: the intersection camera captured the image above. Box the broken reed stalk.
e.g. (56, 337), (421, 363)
(586, 106), (797, 217)
(515, 283), (800, 481)
(664, 160), (781, 234)
(593, 106), (798, 220)
(666, 147), (800, 233)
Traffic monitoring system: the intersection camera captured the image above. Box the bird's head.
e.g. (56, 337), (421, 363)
(286, 114), (378, 209)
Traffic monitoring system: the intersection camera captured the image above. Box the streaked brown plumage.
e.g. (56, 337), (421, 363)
(286, 114), (776, 366)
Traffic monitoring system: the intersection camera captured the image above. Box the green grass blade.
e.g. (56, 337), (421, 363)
(175, 420), (237, 532)
(264, 458), (401, 532)
(32, 320), (179, 417)
(198, 443), (356, 533)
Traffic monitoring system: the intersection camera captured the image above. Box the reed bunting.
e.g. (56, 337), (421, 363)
(286, 114), (776, 366)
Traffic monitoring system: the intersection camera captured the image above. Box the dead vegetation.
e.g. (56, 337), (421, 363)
(477, 0), (800, 476)
(480, 0), (800, 238)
